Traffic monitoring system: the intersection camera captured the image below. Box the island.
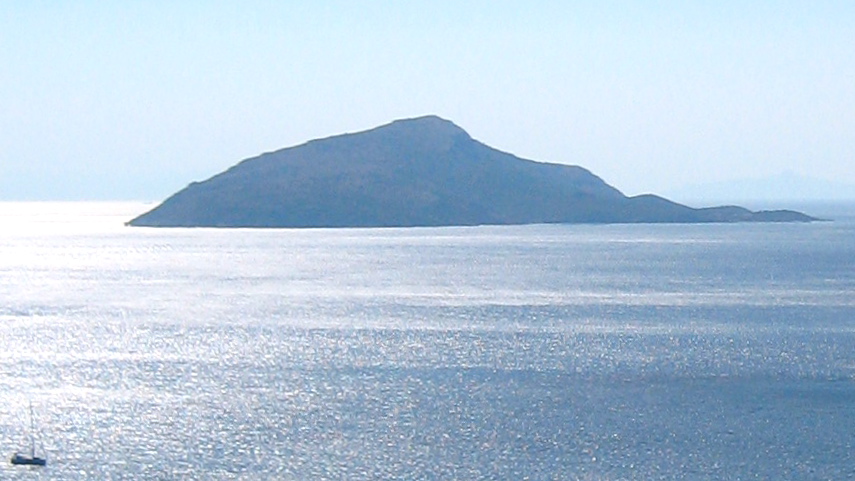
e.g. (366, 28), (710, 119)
(128, 116), (815, 227)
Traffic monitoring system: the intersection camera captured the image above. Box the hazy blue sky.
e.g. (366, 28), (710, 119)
(2, 1), (853, 201)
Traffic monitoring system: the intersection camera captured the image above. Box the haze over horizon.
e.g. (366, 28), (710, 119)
(2, 2), (853, 202)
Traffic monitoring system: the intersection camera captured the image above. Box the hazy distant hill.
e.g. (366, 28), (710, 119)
(128, 116), (814, 227)
(665, 171), (855, 204)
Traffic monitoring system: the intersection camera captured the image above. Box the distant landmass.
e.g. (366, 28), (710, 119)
(665, 171), (855, 204)
(128, 116), (815, 227)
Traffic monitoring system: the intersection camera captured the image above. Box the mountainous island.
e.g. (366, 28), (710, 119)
(128, 116), (815, 227)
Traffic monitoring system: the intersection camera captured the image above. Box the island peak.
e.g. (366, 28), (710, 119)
(128, 117), (816, 228)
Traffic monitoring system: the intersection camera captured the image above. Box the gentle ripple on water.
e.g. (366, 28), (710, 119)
(0, 202), (854, 479)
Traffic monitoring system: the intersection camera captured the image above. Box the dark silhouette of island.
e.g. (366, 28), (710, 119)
(128, 116), (815, 227)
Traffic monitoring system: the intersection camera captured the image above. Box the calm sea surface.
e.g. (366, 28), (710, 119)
(1, 202), (854, 480)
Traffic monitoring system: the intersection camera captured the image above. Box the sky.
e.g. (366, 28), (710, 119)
(2, 1), (854, 201)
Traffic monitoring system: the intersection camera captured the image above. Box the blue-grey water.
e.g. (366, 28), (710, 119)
(1, 202), (854, 480)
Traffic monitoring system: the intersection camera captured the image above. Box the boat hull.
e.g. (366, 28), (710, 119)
(10, 453), (47, 466)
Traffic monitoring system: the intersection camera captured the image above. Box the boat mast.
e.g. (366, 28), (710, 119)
(28, 402), (35, 458)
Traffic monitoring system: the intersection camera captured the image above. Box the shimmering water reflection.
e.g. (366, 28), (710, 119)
(1, 203), (854, 480)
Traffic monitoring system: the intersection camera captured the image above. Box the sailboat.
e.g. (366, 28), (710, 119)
(10, 403), (46, 466)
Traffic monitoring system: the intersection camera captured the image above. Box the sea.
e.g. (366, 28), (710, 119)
(1, 201), (854, 480)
